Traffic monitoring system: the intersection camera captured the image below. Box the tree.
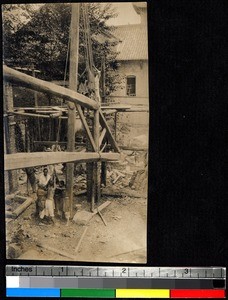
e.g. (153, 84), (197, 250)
(2, 3), (123, 96)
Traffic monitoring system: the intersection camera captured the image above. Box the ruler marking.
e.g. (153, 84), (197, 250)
(144, 270), (145, 277)
(198, 273), (199, 278)
(221, 268), (222, 278)
(190, 268), (191, 278)
(166, 273), (168, 277)
(174, 270), (176, 277)
(151, 272), (153, 277)
(113, 270), (114, 277)
(159, 268), (160, 277)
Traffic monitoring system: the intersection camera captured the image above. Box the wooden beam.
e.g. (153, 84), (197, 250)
(100, 153), (120, 161)
(11, 111), (51, 118)
(5, 152), (120, 170)
(99, 109), (120, 153)
(76, 105), (96, 152)
(33, 141), (86, 146)
(99, 128), (107, 147)
(3, 65), (98, 110)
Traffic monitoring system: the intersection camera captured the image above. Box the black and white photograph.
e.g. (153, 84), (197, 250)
(3, 2), (149, 263)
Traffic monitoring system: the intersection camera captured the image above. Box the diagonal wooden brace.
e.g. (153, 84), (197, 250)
(99, 128), (107, 148)
(99, 109), (120, 153)
(75, 104), (96, 152)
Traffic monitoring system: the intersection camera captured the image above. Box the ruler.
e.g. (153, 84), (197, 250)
(6, 266), (226, 298)
(6, 266), (226, 278)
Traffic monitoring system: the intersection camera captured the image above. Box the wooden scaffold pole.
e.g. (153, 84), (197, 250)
(67, 3), (80, 218)
(3, 82), (18, 193)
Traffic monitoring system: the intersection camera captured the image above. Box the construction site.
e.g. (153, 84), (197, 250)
(3, 3), (149, 263)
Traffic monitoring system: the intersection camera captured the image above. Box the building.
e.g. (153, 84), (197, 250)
(111, 2), (148, 106)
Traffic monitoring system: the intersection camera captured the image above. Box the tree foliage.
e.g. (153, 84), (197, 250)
(2, 3), (123, 96)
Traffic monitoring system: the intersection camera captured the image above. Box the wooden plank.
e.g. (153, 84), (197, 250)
(100, 153), (120, 161)
(11, 111), (51, 118)
(74, 226), (89, 253)
(5, 152), (120, 170)
(12, 197), (34, 218)
(3, 65), (98, 110)
(102, 109), (117, 115)
(33, 141), (85, 146)
(120, 146), (148, 151)
(98, 211), (107, 226)
(91, 200), (111, 216)
(101, 104), (132, 110)
(99, 109), (120, 153)
(37, 242), (77, 260)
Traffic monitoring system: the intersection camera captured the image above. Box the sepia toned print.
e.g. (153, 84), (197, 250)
(3, 2), (149, 263)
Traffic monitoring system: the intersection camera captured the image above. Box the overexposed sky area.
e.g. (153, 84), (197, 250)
(106, 2), (141, 25)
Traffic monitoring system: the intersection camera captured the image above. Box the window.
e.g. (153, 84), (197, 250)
(126, 76), (136, 96)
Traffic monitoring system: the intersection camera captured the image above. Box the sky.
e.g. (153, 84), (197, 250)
(106, 2), (141, 25)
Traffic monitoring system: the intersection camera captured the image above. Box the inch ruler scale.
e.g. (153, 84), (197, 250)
(6, 266), (226, 298)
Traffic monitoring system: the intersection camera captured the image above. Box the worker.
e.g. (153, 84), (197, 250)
(39, 179), (56, 224)
(54, 180), (66, 219)
(36, 167), (51, 219)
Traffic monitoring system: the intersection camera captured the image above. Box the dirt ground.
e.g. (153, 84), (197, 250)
(6, 150), (148, 264)
(6, 110), (149, 263)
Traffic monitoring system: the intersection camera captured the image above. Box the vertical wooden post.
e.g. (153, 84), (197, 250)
(101, 56), (106, 103)
(114, 112), (118, 141)
(93, 110), (101, 206)
(67, 3), (80, 218)
(101, 56), (107, 187)
(32, 64), (41, 140)
(4, 83), (18, 193)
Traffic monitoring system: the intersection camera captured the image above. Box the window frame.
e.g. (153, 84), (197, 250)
(126, 75), (136, 96)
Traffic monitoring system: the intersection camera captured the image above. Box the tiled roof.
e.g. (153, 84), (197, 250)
(113, 24), (148, 61)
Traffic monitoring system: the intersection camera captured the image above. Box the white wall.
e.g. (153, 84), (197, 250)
(111, 60), (149, 106)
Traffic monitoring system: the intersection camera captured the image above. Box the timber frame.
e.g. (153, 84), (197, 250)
(3, 65), (120, 214)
